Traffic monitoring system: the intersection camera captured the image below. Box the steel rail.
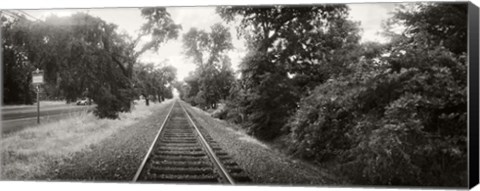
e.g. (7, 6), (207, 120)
(132, 100), (176, 182)
(179, 101), (236, 185)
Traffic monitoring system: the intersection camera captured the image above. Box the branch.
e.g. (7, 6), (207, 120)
(111, 54), (129, 77)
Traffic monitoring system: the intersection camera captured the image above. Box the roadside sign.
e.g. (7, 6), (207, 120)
(32, 69), (44, 85)
(32, 68), (43, 124)
(33, 75), (44, 84)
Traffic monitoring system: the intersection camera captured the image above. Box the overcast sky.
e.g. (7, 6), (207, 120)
(23, 4), (398, 80)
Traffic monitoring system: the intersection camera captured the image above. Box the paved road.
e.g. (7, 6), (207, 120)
(1, 104), (93, 135)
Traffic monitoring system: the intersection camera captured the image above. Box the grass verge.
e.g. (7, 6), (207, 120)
(0, 102), (162, 180)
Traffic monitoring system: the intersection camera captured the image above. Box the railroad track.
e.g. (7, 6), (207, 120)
(133, 100), (251, 184)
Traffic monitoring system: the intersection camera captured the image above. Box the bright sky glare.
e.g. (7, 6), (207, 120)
(24, 4), (397, 81)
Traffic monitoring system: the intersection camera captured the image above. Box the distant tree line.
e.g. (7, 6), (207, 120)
(1, 8), (180, 118)
(174, 23), (235, 110)
(134, 61), (177, 105)
(177, 3), (468, 186)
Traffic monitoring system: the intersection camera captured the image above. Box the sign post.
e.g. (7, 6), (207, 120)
(32, 68), (44, 124)
(37, 85), (40, 124)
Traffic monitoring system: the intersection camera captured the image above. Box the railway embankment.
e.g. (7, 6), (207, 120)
(184, 103), (341, 185)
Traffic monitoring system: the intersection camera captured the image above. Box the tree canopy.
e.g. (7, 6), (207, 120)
(216, 5), (361, 140)
(2, 8), (180, 118)
(180, 23), (235, 109)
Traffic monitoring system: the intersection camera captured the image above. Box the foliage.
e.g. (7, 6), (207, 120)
(286, 3), (467, 186)
(134, 61), (177, 104)
(1, 14), (36, 104)
(181, 23), (235, 109)
(238, 50), (299, 139)
(217, 5), (361, 140)
(137, 8), (182, 55)
(37, 13), (138, 118)
(2, 8), (180, 118)
(2, 13), (135, 112)
(392, 3), (467, 54)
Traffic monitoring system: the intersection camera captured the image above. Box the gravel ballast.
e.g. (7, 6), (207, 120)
(35, 100), (175, 181)
(182, 101), (341, 186)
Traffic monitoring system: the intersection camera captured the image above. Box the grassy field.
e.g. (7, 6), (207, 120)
(0, 102), (162, 180)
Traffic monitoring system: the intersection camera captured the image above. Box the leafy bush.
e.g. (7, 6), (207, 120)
(288, 79), (354, 161)
(211, 82), (246, 124)
(239, 51), (300, 140)
(92, 84), (135, 119)
(287, 44), (467, 186)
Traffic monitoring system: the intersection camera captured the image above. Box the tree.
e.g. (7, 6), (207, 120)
(101, 7), (180, 113)
(2, 8), (181, 118)
(217, 5), (361, 140)
(34, 13), (140, 118)
(181, 23), (235, 109)
(287, 3), (468, 186)
(134, 62), (177, 105)
(1, 13), (36, 104)
(392, 3), (467, 54)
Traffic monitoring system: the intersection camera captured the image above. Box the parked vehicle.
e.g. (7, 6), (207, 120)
(76, 98), (92, 105)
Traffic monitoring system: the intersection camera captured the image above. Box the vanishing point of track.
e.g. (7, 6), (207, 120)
(133, 100), (250, 184)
